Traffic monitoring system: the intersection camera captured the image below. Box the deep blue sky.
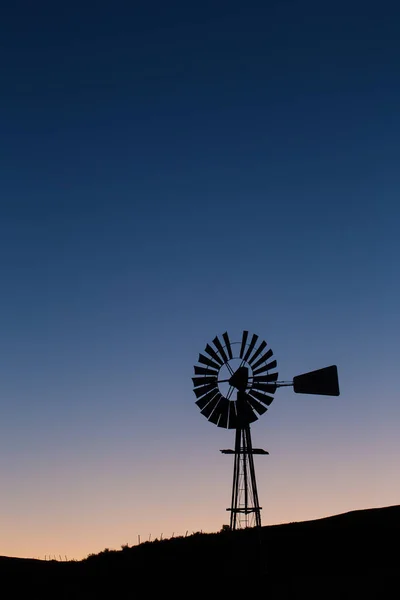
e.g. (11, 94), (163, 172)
(1, 0), (399, 558)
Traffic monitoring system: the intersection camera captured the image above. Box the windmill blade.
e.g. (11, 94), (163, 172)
(251, 349), (273, 371)
(252, 372), (279, 384)
(227, 402), (238, 429)
(239, 401), (258, 424)
(198, 353), (221, 371)
(249, 384), (276, 397)
(248, 340), (267, 365)
(216, 398), (230, 428)
(239, 330), (249, 359)
(222, 332), (233, 359)
(252, 381), (278, 395)
(192, 375), (217, 388)
(252, 360), (277, 376)
(235, 391), (258, 424)
(194, 365), (219, 376)
(213, 335), (229, 364)
(243, 333), (259, 363)
(193, 382), (218, 399)
(208, 396), (227, 424)
(247, 395), (268, 416)
(208, 408), (221, 425)
(204, 344), (223, 366)
(248, 389), (275, 406)
(252, 373), (279, 386)
(200, 394), (222, 419)
(195, 389), (219, 410)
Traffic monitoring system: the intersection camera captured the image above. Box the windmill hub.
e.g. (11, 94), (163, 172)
(217, 358), (253, 397)
(228, 366), (249, 392)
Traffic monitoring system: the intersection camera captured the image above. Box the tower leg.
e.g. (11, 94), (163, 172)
(244, 426), (262, 528)
(230, 427), (242, 530)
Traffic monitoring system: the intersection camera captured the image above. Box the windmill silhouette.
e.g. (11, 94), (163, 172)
(192, 330), (339, 530)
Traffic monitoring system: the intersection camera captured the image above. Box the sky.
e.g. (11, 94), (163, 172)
(0, 0), (399, 559)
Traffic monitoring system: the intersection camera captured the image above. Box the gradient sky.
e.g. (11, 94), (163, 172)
(1, 0), (399, 559)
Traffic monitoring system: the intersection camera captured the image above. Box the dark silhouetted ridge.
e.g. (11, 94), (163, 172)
(1, 505), (399, 598)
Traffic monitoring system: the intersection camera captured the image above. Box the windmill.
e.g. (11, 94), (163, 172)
(192, 330), (340, 530)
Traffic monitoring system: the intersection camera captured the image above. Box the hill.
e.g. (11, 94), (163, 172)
(1, 505), (399, 598)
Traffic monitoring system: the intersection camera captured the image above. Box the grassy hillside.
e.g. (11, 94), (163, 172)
(1, 505), (399, 598)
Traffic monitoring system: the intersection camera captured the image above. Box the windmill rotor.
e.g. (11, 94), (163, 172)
(192, 330), (278, 429)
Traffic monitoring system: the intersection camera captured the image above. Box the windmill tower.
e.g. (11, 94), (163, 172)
(192, 330), (339, 530)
